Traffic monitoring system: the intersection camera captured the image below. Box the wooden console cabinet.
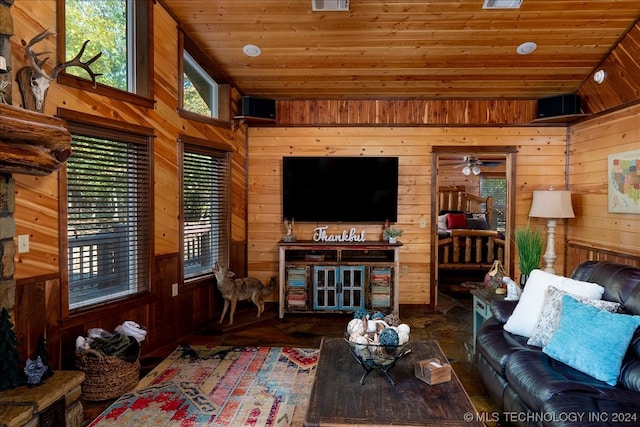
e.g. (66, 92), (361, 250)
(277, 241), (402, 318)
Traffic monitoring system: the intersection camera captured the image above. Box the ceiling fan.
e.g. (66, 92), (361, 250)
(454, 156), (483, 176)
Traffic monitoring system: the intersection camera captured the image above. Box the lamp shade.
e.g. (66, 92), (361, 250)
(529, 190), (575, 219)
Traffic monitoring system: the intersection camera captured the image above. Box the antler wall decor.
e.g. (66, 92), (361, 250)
(17, 29), (103, 112)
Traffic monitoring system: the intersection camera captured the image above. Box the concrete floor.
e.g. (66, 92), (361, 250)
(83, 295), (499, 425)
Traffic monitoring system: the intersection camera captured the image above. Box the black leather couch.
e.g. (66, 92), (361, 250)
(476, 261), (640, 426)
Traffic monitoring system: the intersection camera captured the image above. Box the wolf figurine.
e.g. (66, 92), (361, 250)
(213, 262), (276, 325)
(503, 276), (522, 301)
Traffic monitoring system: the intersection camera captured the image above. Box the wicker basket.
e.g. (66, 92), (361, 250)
(76, 348), (141, 401)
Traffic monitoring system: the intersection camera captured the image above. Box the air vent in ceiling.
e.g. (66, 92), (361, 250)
(483, 0), (522, 9)
(312, 0), (349, 12)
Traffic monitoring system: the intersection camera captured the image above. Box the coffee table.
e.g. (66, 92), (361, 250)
(304, 337), (482, 426)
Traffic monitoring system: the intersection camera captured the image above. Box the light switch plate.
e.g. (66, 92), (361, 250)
(18, 235), (29, 253)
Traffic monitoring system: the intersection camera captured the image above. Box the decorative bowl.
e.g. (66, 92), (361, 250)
(344, 332), (410, 368)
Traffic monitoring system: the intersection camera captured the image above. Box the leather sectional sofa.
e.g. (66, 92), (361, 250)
(476, 261), (640, 426)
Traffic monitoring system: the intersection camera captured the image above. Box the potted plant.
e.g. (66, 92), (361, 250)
(513, 223), (544, 286)
(383, 227), (403, 244)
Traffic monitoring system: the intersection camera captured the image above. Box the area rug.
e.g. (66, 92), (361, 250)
(88, 345), (319, 426)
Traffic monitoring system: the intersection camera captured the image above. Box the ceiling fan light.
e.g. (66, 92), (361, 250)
(462, 165), (471, 176)
(472, 166), (482, 175)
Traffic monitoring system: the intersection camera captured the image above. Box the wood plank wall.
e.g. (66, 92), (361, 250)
(9, 0), (248, 368)
(5, 0), (639, 370)
(567, 103), (640, 264)
(247, 126), (568, 306)
(276, 99), (538, 126)
(247, 21), (640, 306)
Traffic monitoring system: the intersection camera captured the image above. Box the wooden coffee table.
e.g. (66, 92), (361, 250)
(304, 337), (482, 426)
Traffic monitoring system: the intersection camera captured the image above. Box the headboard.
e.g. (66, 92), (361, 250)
(438, 185), (493, 227)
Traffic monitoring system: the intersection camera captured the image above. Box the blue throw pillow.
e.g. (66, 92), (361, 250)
(543, 295), (640, 386)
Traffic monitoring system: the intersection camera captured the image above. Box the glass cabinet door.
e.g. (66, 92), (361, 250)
(313, 266), (364, 311)
(339, 266), (365, 310)
(313, 266), (338, 310)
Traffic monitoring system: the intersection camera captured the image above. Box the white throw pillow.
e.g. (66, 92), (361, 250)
(503, 269), (604, 338)
(437, 214), (448, 230)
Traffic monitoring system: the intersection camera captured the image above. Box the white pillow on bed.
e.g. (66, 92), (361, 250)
(437, 214), (448, 230)
(503, 269), (604, 338)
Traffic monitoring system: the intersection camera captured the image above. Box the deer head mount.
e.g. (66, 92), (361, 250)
(17, 29), (103, 112)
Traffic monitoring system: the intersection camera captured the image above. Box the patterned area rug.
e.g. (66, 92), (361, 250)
(88, 345), (319, 426)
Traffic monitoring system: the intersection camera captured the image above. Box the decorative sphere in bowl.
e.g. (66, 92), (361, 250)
(344, 313), (411, 368)
(345, 332), (410, 367)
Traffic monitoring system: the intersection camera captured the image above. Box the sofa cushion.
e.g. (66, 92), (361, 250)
(577, 261), (640, 315)
(477, 318), (530, 375)
(541, 393), (640, 427)
(489, 300), (518, 325)
(503, 269), (604, 338)
(620, 356), (640, 393)
(543, 295), (640, 386)
(527, 286), (621, 348)
(618, 327), (640, 393)
(505, 350), (614, 412)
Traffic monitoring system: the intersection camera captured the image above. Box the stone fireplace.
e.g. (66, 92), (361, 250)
(0, 174), (16, 313)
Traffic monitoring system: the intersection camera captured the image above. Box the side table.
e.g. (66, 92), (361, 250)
(470, 288), (505, 354)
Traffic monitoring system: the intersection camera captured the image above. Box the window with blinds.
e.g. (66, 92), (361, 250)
(66, 132), (151, 309)
(182, 145), (230, 280)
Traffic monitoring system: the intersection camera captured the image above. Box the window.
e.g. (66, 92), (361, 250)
(183, 52), (219, 118)
(181, 138), (230, 280)
(64, 114), (152, 310)
(481, 176), (507, 230)
(179, 33), (230, 123)
(59, 0), (152, 104)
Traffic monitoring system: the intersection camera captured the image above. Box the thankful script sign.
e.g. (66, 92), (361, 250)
(313, 226), (366, 242)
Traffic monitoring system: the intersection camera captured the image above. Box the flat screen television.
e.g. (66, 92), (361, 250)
(282, 156), (399, 223)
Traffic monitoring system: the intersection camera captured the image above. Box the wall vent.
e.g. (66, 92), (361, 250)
(483, 0), (522, 9)
(312, 0), (349, 12)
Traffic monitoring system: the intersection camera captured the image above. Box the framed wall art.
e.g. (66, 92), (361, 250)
(608, 149), (640, 214)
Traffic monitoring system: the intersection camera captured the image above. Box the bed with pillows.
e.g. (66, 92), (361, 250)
(436, 185), (505, 269)
(476, 261), (640, 426)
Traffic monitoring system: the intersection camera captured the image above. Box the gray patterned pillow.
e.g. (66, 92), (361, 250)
(527, 286), (621, 348)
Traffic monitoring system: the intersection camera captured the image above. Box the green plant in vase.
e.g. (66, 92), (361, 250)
(383, 227), (403, 243)
(513, 223), (544, 286)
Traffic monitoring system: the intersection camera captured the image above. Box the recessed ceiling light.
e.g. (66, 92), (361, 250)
(593, 69), (606, 84)
(516, 41), (537, 55)
(243, 44), (261, 57)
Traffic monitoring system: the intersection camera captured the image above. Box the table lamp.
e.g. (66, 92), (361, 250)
(528, 187), (575, 274)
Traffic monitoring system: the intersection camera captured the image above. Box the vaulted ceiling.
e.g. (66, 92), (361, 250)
(160, 0), (640, 99)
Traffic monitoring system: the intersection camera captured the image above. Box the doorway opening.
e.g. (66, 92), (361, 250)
(431, 147), (516, 303)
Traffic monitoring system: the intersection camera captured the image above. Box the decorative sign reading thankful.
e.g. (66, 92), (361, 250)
(313, 226), (366, 242)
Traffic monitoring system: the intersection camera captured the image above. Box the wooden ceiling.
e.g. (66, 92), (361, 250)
(160, 0), (640, 99)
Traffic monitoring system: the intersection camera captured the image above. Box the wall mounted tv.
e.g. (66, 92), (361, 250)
(282, 156), (399, 223)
